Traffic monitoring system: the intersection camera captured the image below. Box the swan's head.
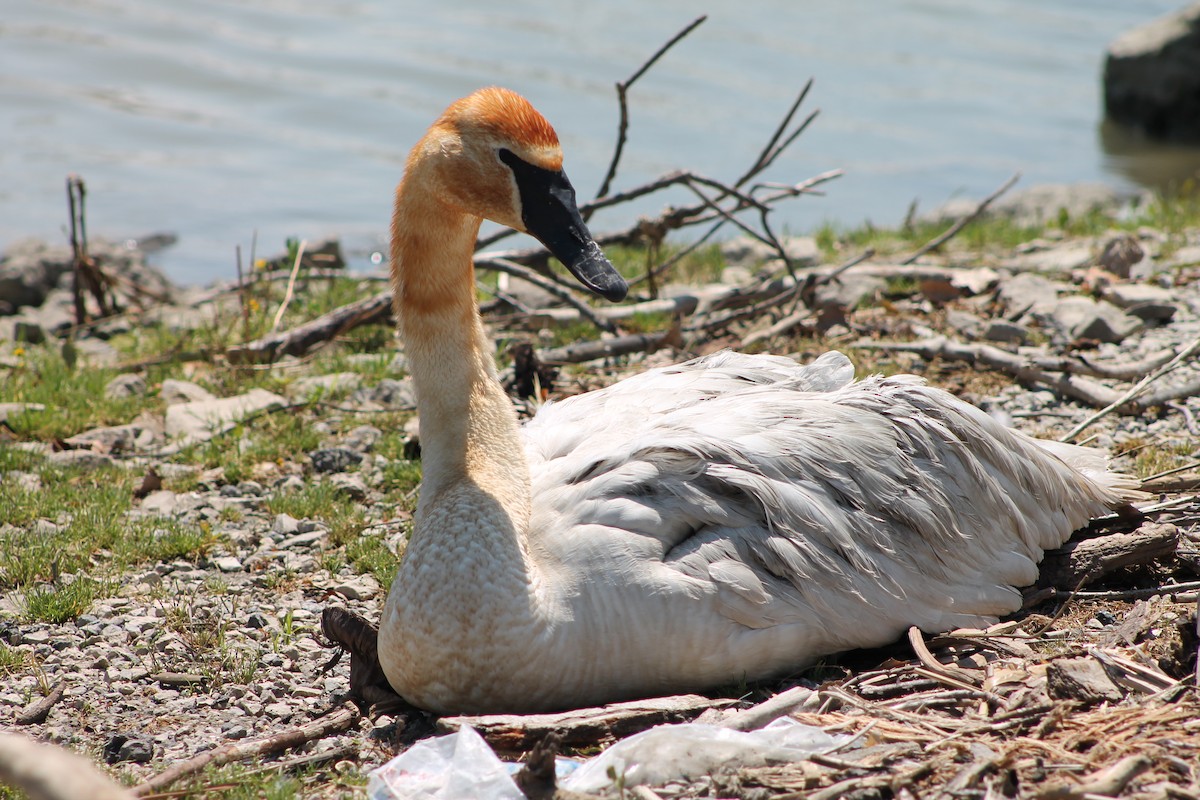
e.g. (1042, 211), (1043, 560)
(414, 87), (628, 302)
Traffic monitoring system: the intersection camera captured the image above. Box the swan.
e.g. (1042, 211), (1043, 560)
(373, 87), (1140, 714)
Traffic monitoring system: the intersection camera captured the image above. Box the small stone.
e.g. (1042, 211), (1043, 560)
(275, 475), (306, 493)
(104, 734), (155, 764)
(159, 379), (215, 405)
(246, 612), (271, 629)
(332, 576), (380, 601)
(278, 530), (325, 550)
(219, 484), (243, 498)
(272, 513), (301, 536)
(309, 447), (363, 474)
(1096, 234), (1144, 277)
(288, 372), (362, 400)
(0, 403), (46, 424)
(983, 320), (1027, 344)
(140, 490), (179, 516)
(46, 450), (115, 471)
(264, 702), (293, 719)
(1047, 656), (1123, 704)
(297, 518), (324, 534)
(329, 473), (368, 500)
(20, 629), (51, 645)
(213, 556), (243, 573)
(342, 425), (383, 453)
(104, 373), (148, 399)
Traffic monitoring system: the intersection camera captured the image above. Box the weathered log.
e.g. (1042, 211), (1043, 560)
(1036, 522), (1179, 591)
(437, 694), (735, 753)
(226, 291), (393, 364)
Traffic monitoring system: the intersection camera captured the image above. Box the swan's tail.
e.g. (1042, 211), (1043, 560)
(1032, 438), (1150, 505)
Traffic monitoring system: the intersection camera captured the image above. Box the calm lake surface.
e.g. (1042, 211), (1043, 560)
(4, 0), (1199, 286)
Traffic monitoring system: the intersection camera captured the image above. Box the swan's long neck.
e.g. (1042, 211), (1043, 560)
(390, 173), (532, 529)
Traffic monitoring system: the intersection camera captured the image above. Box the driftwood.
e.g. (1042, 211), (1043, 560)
(716, 685), (817, 731)
(436, 694), (735, 753)
(538, 330), (680, 365)
(226, 291), (393, 364)
(14, 679), (66, 725)
(858, 336), (1200, 415)
(131, 701), (361, 796)
(0, 733), (133, 800)
(1036, 522), (1180, 591)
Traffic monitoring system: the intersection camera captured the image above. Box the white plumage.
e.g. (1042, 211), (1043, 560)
(376, 88), (1139, 713)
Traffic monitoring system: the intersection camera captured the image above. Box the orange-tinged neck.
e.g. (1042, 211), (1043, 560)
(389, 172), (531, 521)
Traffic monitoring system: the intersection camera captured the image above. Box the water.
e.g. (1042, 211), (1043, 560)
(3, 0), (1198, 286)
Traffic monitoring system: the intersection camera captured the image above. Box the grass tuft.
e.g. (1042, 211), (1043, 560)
(21, 577), (114, 623)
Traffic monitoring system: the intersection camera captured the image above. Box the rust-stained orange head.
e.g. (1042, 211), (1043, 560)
(436, 87), (562, 171)
(399, 87), (565, 231)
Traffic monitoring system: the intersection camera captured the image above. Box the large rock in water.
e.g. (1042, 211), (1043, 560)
(1104, 2), (1200, 142)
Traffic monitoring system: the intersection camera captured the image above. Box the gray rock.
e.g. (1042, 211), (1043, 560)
(106, 734), (155, 764)
(1101, 283), (1178, 323)
(333, 576), (380, 601)
(945, 309), (983, 339)
(1047, 656), (1124, 704)
(1104, 2), (1200, 142)
(271, 513), (301, 536)
(165, 388), (286, 445)
(279, 530), (325, 550)
(1046, 296), (1143, 343)
(309, 447), (363, 474)
(13, 320), (46, 344)
(275, 475), (306, 493)
(342, 424), (382, 453)
(1169, 244), (1200, 266)
(926, 184), (1129, 228)
(46, 449), (116, 471)
(0, 240), (75, 311)
(983, 320), (1028, 344)
(1096, 234), (1145, 278)
(63, 420), (159, 454)
(812, 274), (886, 311)
(288, 372), (363, 400)
(0, 237), (175, 315)
(160, 378), (216, 405)
(1006, 243), (1094, 273)
(996, 273), (1063, 317)
(721, 235), (821, 267)
(105, 373), (147, 399)
(0, 402), (46, 423)
(140, 490), (179, 517)
(329, 473), (368, 500)
(354, 378), (415, 410)
(213, 556), (243, 573)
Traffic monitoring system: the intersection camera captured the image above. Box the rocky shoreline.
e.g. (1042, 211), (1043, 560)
(1, 181), (1199, 797)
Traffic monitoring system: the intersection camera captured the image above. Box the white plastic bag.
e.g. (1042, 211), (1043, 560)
(563, 717), (847, 792)
(367, 725), (523, 800)
(367, 716), (847, 798)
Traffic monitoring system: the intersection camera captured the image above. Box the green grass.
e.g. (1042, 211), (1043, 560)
(21, 577), (115, 623)
(0, 640), (27, 676)
(0, 460), (215, 592)
(1, 346), (157, 441)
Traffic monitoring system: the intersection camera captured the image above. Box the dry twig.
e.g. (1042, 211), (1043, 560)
(132, 701), (361, 796)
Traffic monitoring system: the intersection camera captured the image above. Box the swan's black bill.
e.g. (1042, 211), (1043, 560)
(499, 148), (628, 302)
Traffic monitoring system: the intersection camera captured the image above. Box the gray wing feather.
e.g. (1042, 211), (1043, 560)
(523, 350), (1123, 637)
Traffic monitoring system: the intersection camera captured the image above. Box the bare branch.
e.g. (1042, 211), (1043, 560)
(592, 15), (708, 206)
(900, 173), (1020, 265)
